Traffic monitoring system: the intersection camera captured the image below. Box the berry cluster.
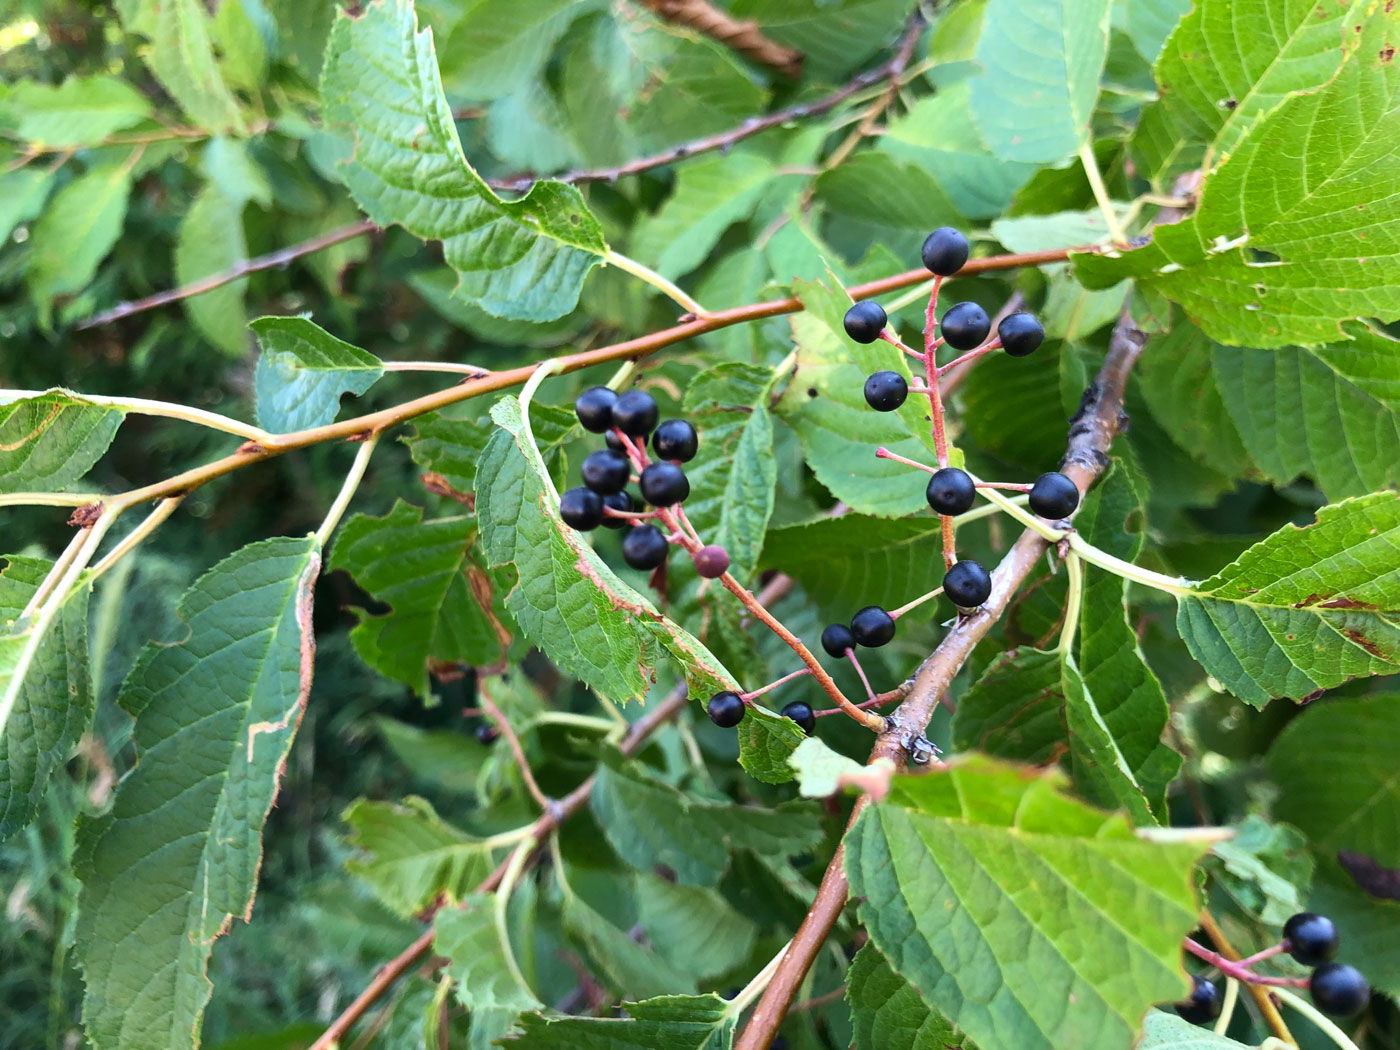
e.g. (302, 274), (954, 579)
(843, 226), (1081, 610)
(562, 386), (729, 577)
(1174, 911), (1370, 1025)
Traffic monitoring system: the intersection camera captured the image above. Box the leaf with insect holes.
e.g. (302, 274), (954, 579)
(0, 556), (93, 840)
(75, 535), (319, 1050)
(507, 994), (734, 1050)
(251, 316), (384, 433)
(845, 756), (1207, 1050)
(1175, 493), (1400, 707)
(0, 391), (123, 492)
(1075, 7), (1400, 347)
(320, 0), (607, 321)
(478, 396), (737, 704)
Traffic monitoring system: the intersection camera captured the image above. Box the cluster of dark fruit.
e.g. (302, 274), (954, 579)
(705, 690), (816, 736)
(1174, 912), (1370, 1025)
(846, 227), (1081, 609)
(561, 386), (731, 577)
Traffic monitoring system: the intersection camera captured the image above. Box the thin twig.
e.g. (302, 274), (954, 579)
(479, 681), (554, 814)
(819, 11), (924, 171)
(631, 0), (803, 77)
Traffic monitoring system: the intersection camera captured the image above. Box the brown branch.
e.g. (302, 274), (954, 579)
(733, 308), (1148, 1050)
(478, 681), (553, 813)
(1198, 910), (1297, 1045)
(819, 11), (924, 172)
(633, 0), (803, 78)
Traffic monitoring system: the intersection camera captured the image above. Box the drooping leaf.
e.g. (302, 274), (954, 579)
(847, 943), (970, 1050)
(0, 556), (93, 839)
(330, 501), (507, 697)
(201, 137), (272, 209)
(845, 757), (1207, 1050)
(209, 0), (269, 93)
(478, 396), (737, 704)
(250, 316), (384, 433)
(730, 0), (916, 79)
(320, 0), (608, 321)
(1175, 493), (1400, 707)
(75, 535), (320, 1050)
(6, 75), (152, 147)
(26, 164), (132, 320)
(1120, 0), (1191, 64)
(176, 186), (249, 356)
(507, 994), (734, 1050)
(435, 895), (541, 1050)
(1076, 7), (1400, 347)
(0, 390), (123, 491)
(968, 0), (1113, 163)
(589, 750), (823, 886)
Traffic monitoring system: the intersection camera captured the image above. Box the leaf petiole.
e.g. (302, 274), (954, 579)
(603, 249), (708, 316)
(1272, 988), (1363, 1050)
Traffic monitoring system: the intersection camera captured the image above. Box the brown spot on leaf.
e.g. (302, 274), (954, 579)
(1341, 628), (1387, 658)
(1381, 45), (1395, 62)
(1319, 595), (1375, 609)
(420, 471), (474, 508)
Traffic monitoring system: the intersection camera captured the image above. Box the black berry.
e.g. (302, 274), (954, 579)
(612, 389), (659, 436)
(943, 560), (991, 607)
(1284, 913), (1339, 966)
(926, 467), (975, 516)
(622, 524), (669, 570)
(605, 429), (631, 453)
(474, 724), (499, 746)
(863, 371), (908, 412)
(843, 300), (888, 343)
(781, 701), (816, 735)
(640, 462), (689, 506)
(601, 490), (634, 530)
(1028, 472), (1080, 519)
(560, 487), (604, 530)
(940, 301), (990, 351)
(821, 623), (855, 657)
(998, 312), (1044, 357)
(921, 227), (969, 276)
(1310, 962), (1369, 1017)
(706, 691), (746, 728)
(652, 419), (699, 462)
(850, 606), (896, 648)
(574, 386), (617, 433)
(1173, 975), (1222, 1026)
(693, 544), (730, 579)
(581, 449), (631, 494)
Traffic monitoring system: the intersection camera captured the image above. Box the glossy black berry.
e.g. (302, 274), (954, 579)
(1028, 472), (1080, 519)
(1174, 975), (1222, 1026)
(781, 701), (816, 735)
(601, 490), (633, 530)
(622, 524), (670, 570)
(612, 389), (659, 436)
(922, 227), (969, 276)
(707, 691), (746, 728)
(863, 371), (908, 412)
(581, 449), (631, 494)
(1284, 913), (1339, 966)
(640, 462), (690, 506)
(560, 487), (604, 530)
(998, 312), (1045, 357)
(474, 724), (499, 746)
(693, 544), (730, 579)
(821, 623), (855, 657)
(850, 606), (896, 648)
(652, 419), (698, 462)
(575, 386), (617, 433)
(843, 300), (888, 343)
(943, 559), (991, 608)
(926, 467), (975, 516)
(1310, 962), (1369, 1017)
(940, 301), (991, 351)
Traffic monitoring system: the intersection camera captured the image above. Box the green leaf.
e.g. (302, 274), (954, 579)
(435, 895), (541, 1050)
(845, 756), (1207, 1050)
(210, 0), (269, 94)
(1154, 0), (1365, 156)
(343, 797), (499, 917)
(201, 137), (273, 208)
(508, 994), (733, 1050)
(375, 716), (493, 794)
(589, 750), (823, 885)
(26, 164), (132, 320)
(250, 316), (384, 433)
(968, 0), (1113, 163)
(562, 889), (697, 998)
(1075, 7), (1400, 347)
(138, 0), (246, 132)
(847, 943), (970, 1050)
(176, 186), (249, 356)
(478, 396), (737, 704)
(1137, 1010), (1259, 1050)
(0, 390), (123, 491)
(1175, 493), (1400, 707)
(330, 501), (506, 697)
(1203, 815), (1312, 926)
(0, 556), (93, 840)
(441, 0), (601, 101)
(75, 535), (320, 1050)
(403, 412), (493, 496)
(634, 876), (758, 982)
(814, 153), (962, 243)
(0, 166), (54, 244)
(729, 0), (916, 79)
(7, 75), (151, 146)
(787, 736), (891, 799)
(734, 703), (808, 785)
(1120, 0), (1190, 64)
(320, 0), (607, 321)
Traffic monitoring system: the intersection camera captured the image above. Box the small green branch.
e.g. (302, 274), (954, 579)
(973, 482), (1067, 541)
(1215, 977), (1241, 1037)
(0, 492), (106, 508)
(88, 497), (183, 585)
(724, 938), (794, 1019)
(519, 359), (565, 501)
(1078, 142), (1129, 245)
(493, 836), (539, 1004)
(1058, 553), (1083, 653)
(1, 389), (271, 442)
(1066, 533), (1196, 597)
(1272, 988), (1362, 1050)
(604, 249), (708, 316)
(315, 436), (380, 547)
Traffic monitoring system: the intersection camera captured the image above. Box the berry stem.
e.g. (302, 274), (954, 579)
(740, 668), (814, 701)
(939, 515), (956, 572)
(1183, 938), (1309, 988)
(877, 330), (926, 361)
(1239, 944), (1289, 968)
(936, 339), (1001, 376)
(889, 586), (944, 619)
(1197, 911), (1297, 1045)
(845, 650), (879, 702)
(1271, 989), (1364, 1050)
(873, 446), (936, 474)
(674, 504), (706, 547)
(602, 507), (661, 521)
(974, 480), (1032, 492)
